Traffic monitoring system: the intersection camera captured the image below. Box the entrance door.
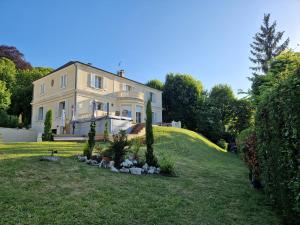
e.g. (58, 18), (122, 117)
(135, 105), (142, 123)
(136, 112), (142, 123)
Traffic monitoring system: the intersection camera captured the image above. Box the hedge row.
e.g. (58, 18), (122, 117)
(256, 68), (300, 224)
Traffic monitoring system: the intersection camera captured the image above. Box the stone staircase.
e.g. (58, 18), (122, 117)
(130, 123), (145, 134)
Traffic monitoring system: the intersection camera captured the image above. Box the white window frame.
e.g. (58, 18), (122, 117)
(95, 76), (102, 89)
(60, 74), (67, 89)
(58, 101), (66, 117)
(149, 92), (155, 103)
(38, 107), (44, 121)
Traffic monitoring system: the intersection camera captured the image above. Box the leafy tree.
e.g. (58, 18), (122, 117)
(146, 79), (164, 91)
(228, 99), (253, 136)
(9, 67), (52, 125)
(43, 110), (53, 141)
(0, 45), (32, 70)
(249, 13), (289, 74)
(163, 73), (203, 130)
(0, 57), (16, 90)
(207, 84), (235, 125)
(145, 100), (157, 166)
(0, 81), (11, 110)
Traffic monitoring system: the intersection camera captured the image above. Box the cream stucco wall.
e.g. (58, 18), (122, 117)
(31, 62), (163, 134)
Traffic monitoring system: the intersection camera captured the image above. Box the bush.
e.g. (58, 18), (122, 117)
(130, 138), (142, 160)
(0, 110), (18, 128)
(84, 120), (96, 159)
(158, 152), (175, 176)
(256, 65), (300, 224)
(108, 130), (130, 168)
(103, 120), (109, 142)
(217, 139), (228, 150)
(43, 110), (53, 141)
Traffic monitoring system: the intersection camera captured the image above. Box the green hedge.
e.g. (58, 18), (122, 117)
(0, 110), (18, 128)
(256, 68), (300, 224)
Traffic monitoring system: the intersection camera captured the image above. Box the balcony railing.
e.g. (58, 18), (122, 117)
(115, 91), (144, 101)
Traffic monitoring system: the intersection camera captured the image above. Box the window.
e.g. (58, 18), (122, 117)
(149, 92), (155, 103)
(38, 107), (44, 120)
(152, 112), (156, 123)
(40, 83), (45, 95)
(121, 105), (132, 117)
(95, 76), (102, 89)
(58, 101), (66, 117)
(60, 74), (67, 88)
(122, 84), (132, 91)
(89, 74), (104, 89)
(96, 102), (103, 110)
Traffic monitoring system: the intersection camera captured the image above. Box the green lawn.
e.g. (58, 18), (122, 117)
(0, 126), (280, 225)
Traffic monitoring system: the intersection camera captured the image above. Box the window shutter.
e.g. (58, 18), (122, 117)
(122, 84), (126, 91)
(103, 77), (107, 89)
(64, 75), (67, 88)
(103, 102), (107, 111)
(91, 74), (96, 88)
(87, 74), (91, 87)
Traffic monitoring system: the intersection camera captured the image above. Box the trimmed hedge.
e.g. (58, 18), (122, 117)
(256, 68), (300, 224)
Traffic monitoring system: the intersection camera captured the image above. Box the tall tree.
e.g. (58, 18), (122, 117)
(163, 73), (203, 130)
(145, 100), (157, 166)
(249, 13), (289, 74)
(0, 57), (16, 90)
(145, 79), (164, 91)
(0, 45), (32, 70)
(0, 81), (11, 110)
(9, 67), (52, 125)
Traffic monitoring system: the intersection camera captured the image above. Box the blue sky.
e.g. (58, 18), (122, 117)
(0, 0), (299, 95)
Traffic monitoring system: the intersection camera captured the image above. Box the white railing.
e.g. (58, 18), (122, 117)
(116, 91), (144, 100)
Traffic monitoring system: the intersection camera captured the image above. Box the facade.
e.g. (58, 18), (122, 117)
(31, 61), (162, 135)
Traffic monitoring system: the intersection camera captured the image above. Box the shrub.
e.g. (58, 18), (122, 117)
(103, 120), (109, 142)
(84, 121), (96, 159)
(0, 110), (18, 128)
(145, 100), (157, 166)
(43, 110), (52, 141)
(108, 130), (130, 168)
(256, 65), (300, 224)
(159, 152), (175, 176)
(83, 141), (90, 158)
(130, 138), (142, 160)
(217, 139), (228, 150)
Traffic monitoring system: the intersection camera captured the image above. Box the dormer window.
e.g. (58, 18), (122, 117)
(60, 74), (67, 88)
(40, 83), (45, 95)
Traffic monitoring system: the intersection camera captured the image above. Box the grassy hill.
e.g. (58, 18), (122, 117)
(0, 126), (279, 225)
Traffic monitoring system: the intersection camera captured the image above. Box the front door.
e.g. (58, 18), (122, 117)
(136, 112), (142, 123)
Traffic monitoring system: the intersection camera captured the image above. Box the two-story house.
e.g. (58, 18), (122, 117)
(31, 61), (162, 135)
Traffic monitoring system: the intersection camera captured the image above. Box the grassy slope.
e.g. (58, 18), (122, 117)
(0, 126), (279, 225)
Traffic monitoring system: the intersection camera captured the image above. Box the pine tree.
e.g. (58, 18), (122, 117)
(145, 100), (157, 166)
(250, 13), (289, 74)
(43, 110), (52, 141)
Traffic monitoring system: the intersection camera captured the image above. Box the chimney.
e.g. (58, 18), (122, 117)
(117, 69), (125, 77)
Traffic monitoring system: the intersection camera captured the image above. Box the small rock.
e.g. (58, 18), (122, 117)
(78, 155), (87, 162)
(132, 160), (138, 165)
(121, 159), (133, 168)
(109, 161), (115, 168)
(148, 167), (155, 174)
(119, 167), (130, 173)
(40, 156), (59, 162)
(155, 167), (161, 174)
(129, 167), (142, 175)
(142, 163), (149, 171)
(99, 159), (109, 168)
(110, 166), (119, 172)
